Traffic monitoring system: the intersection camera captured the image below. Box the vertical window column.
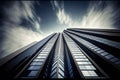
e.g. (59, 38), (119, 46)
(19, 34), (59, 78)
(50, 33), (64, 78)
(63, 33), (106, 79)
(66, 32), (120, 70)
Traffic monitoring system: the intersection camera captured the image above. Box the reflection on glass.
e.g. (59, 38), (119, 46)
(82, 71), (98, 77)
(28, 65), (41, 70)
(28, 71), (38, 77)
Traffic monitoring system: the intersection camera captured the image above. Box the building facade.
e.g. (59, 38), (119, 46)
(0, 28), (120, 80)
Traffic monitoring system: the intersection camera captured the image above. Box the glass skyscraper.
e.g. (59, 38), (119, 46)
(0, 28), (120, 80)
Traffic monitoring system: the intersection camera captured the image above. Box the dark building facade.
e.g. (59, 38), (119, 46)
(0, 28), (120, 80)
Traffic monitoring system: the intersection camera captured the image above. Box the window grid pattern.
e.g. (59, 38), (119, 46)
(67, 30), (120, 50)
(66, 32), (120, 68)
(25, 34), (59, 77)
(69, 29), (118, 37)
(50, 34), (64, 78)
(63, 33), (99, 78)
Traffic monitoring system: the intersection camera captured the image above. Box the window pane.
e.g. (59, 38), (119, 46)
(58, 68), (64, 77)
(105, 55), (114, 59)
(33, 58), (45, 62)
(100, 52), (108, 56)
(58, 74), (63, 78)
(73, 54), (84, 56)
(28, 65), (41, 70)
(82, 71), (98, 77)
(28, 71), (38, 77)
(77, 62), (91, 65)
(72, 51), (82, 53)
(94, 48), (101, 51)
(96, 50), (104, 54)
(74, 56), (86, 58)
(37, 56), (46, 58)
(110, 58), (119, 62)
(75, 58), (89, 61)
(40, 52), (48, 54)
(30, 61), (42, 65)
(39, 54), (47, 56)
(58, 64), (64, 71)
(79, 65), (96, 70)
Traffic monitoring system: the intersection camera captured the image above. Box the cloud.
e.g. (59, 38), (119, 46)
(4, 1), (33, 24)
(51, 1), (117, 29)
(73, 1), (117, 29)
(0, 23), (43, 59)
(57, 9), (73, 27)
(0, 1), (43, 59)
(51, 1), (73, 27)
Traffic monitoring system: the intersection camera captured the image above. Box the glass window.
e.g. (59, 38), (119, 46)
(30, 61), (42, 65)
(44, 48), (51, 50)
(58, 64), (64, 71)
(68, 46), (74, 48)
(73, 54), (84, 56)
(79, 65), (96, 70)
(75, 58), (89, 61)
(33, 58), (45, 62)
(100, 52), (108, 56)
(89, 45), (95, 48)
(59, 58), (64, 65)
(71, 50), (80, 51)
(52, 63), (57, 71)
(58, 68), (64, 77)
(28, 65), (41, 70)
(82, 71), (89, 76)
(94, 48), (101, 51)
(52, 60), (58, 67)
(82, 71), (98, 77)
(72, 52), (82, 53)
(28, 71), (38, 77)
(51, 69), (57, 76)
(77, 62), (91, 65)
(58, 74), (63, 78)
(42, 48), (50, 51)
(96, 50), (104, 54)
(91, 47), (98, 50)
(39, 54), (47, 56)
(41, 51), (49, 53)
(110, 58), (119, 62)
(79, 66), (86, 70)
(85, 65), (96, 70)
(105, 55), (114, 59)
(37, 55), (47, 58)
(115, 61), (120, 64)
(74, 55), (86, 58)
(37, 56), (46, 58)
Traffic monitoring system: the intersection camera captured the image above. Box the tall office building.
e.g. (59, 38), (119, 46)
(0, 28), (120, 80)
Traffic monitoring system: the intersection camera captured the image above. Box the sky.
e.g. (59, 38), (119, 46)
(0, 1), (120, 59)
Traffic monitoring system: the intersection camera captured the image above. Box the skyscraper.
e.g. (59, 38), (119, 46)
(0, 28), (120, 80)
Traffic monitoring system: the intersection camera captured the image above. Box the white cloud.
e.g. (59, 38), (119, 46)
(0, 1), (43, 59)
(54, 0), (59, 9)
(51, 1), (73, 27)
(51, 1), (117, 29)
(57, 9), (73, 27)
(0, 23), (43, 59)
(73, 1), (116, 29)
(4, 1), (33, 24)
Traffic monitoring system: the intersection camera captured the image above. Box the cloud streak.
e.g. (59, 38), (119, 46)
(57, 9), (73, 27)
(51, 1), (73, 27)
(0, 1), (43, 58)
(78, 1), (116, 29)
(51, 1), (118, 29)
